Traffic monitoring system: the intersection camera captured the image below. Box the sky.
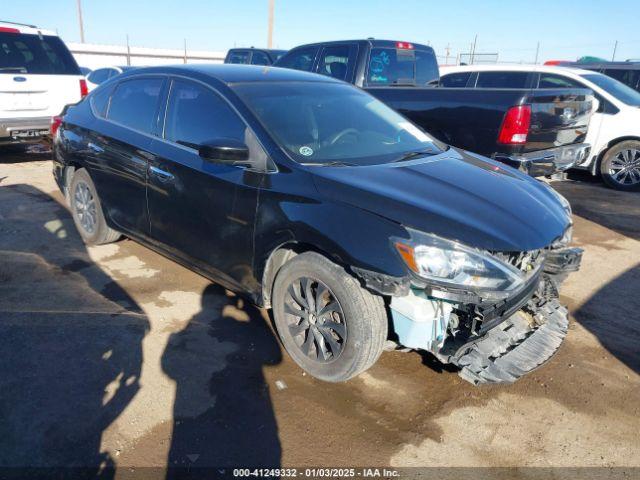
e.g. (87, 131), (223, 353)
(3, 0), (640, 63)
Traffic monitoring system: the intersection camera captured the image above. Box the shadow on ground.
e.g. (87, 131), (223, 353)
(0, 183), (283, 476)
(163, 284), (282, 475)
(0, 184), (147, 477)
(574, 264), (640, 375)
(554, 172), (640, 241)
(0, 144), (51, 164)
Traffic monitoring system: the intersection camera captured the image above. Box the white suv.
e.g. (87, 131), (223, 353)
(441, 64), (640, 191)
(0, 21), (86, 145)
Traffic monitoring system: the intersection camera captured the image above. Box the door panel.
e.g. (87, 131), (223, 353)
(85, 76), (165, 236)
(147, 79), (261, 291)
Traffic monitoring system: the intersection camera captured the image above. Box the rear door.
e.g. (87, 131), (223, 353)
(147, 78), (261, 290)
(87, 76), (166, 236)
(0, 31), (82, 121)
(315, 44), (358, 82)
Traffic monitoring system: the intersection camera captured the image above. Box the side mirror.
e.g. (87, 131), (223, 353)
(198, 139), (250, 164)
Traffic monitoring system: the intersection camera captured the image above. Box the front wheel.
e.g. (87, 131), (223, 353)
(272, 252), (388, 382)
(600, 141), (640, 191)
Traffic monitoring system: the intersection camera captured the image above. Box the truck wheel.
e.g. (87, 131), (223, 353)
(69, 168), (121, 245)
(600, 141), (640, 191)
(271, 252), (388, 382)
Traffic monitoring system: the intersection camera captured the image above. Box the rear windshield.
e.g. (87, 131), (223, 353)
(367, 47), (438, 86)
(0, 32), (79, 75)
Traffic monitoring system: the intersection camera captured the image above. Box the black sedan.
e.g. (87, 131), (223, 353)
(53, 65), (582, 384)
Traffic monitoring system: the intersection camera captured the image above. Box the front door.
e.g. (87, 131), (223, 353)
(146, 78), (262, 291)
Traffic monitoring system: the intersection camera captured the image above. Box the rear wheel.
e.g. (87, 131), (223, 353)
(69, 168), (121, 245)
(272, 252), (387, 382)
(600, 141), (640, 191)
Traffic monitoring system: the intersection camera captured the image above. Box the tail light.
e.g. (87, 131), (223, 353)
(396, 42), (414, 50)
(79, 79), (89, 98)
(50, 115), (63, 137)
(498, 105), (531, 144)
(0, 27), (20, 34)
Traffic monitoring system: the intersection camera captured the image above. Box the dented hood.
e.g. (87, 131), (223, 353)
(311, 148), (570, 252)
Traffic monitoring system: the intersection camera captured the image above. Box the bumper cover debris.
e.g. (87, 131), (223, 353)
(452, 298), (568, 385)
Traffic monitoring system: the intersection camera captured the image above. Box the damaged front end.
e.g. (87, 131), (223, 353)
(381, 228), (582, 385)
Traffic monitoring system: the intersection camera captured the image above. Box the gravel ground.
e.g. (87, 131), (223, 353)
(1, 148), (638, 477)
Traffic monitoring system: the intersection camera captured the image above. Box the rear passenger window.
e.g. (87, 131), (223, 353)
(227, 51), (250, 64)
(107, 78), (163, 134)
(538, 74), (582, 88)
(164, 80), (246, 148)
(251, 51), (271, 65)
(90, 84), (114, 118)
(476, 71), (529, 88)
(318, 45), (352, 80)
(276, 47), (318, 71)
(440, 72), (472, 88)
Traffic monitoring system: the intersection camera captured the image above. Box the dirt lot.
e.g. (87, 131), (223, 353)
(1, 148), (639, 476)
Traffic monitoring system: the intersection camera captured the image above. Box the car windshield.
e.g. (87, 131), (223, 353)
(581, 73), (640, 106)
(233, 82), (445, 166)
(0, 32), (79, 75)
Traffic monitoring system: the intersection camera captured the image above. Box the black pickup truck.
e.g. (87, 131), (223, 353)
(274, 39), (594, 176)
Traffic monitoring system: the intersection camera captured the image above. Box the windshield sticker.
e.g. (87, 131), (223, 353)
(299, 146), (314, 156)
(399, 122), (432, 142)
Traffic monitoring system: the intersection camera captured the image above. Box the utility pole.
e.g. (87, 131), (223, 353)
(267, 0), (275, 48)
(184, 39), (188, 64)
(445, 43), (451, 65)
(126, 34), (131, 66)
(534, 41), (540, 64)
(76, 0), (85, 43)
(612, 40), (618, 61)
(470, 34), (478, 65)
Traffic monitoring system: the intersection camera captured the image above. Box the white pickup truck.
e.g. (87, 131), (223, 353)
(0, 20), (86, 145)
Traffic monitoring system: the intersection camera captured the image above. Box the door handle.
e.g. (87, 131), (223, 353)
(149, 165), (174, 181)
(88, 142), (104, 154)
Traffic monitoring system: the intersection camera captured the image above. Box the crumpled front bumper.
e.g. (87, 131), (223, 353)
(388, 246), (583, 385)
(453, 299), (568, 384)
(497, 143), (591, 177)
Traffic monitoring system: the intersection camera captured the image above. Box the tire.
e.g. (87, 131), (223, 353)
(69, 168), (121, 245)
(599, 141), (640, 191)
(272, 252), (388, 382)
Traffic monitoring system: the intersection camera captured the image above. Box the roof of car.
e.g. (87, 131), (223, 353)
(119, 63), (343, 84)
(0, 20), (56, 36)
(285, 39), (433, 50)
(439, 64), (596, 77)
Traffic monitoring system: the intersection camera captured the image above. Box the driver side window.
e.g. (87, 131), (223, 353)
(164, 79), (246, 148)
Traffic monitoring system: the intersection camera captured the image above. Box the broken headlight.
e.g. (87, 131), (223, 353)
(393, 229), (525, 299)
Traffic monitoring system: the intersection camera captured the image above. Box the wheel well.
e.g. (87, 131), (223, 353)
(594, 136), (640, 175)
(260, 242), (339, 308)
(62, 161), (82, 201)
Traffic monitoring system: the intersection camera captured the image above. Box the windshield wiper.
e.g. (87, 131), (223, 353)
(0, 67), (28, 73)
(394, 149), (438, 162)
(301, 160), (357, 167)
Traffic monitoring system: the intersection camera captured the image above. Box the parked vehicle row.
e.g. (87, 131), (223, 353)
(53, 64), (583, 384)
(441, 65), (640, 191)
(0, 20), (86, 145)
(273, 39), (595, 178)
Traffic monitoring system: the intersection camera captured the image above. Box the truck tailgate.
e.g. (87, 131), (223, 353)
(524, 88), (593, 152)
